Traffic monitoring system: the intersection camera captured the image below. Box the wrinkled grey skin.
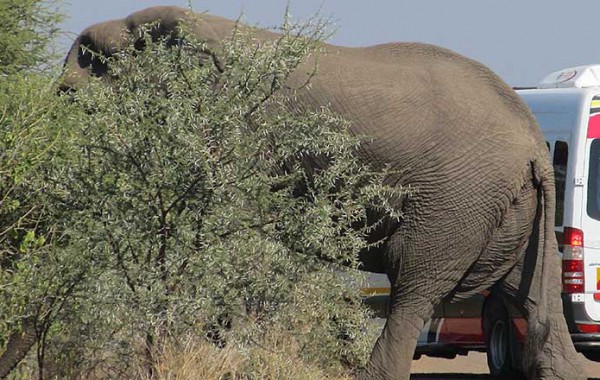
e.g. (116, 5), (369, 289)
(1, 6), (584, 380)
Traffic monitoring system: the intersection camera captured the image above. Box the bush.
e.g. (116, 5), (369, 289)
(3, 11), (404, 379)
(0, 0), (64, 76)
(0, 72), (88, 379)
(0, 1), (91, 378)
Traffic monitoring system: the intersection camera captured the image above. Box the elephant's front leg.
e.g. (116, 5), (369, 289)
(359, 292), (433, 380)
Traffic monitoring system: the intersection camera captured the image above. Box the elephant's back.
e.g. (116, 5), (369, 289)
(295, 41), (549, 255)
(301, 41), (545, 177)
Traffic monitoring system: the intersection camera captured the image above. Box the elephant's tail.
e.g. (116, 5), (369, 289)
(535, 156), (557, 320)
(521, 157), (558, 374)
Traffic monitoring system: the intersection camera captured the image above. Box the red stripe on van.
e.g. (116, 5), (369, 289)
(438, 318), (485, 345)
(588, 114), (600, 138)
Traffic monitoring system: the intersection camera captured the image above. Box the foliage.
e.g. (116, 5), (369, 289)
(0, 0), (64, 76)
(48, 17), (402, 378)
(2, 10), (405, 379)
(0, 71), (91, 380)
(0, 1), (92, 378)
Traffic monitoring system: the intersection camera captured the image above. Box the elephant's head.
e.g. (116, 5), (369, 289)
(60, 6), (243, 92)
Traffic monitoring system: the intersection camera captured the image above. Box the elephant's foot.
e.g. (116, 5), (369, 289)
(531, 344), (585, 380)
(524, 313), (585, 380)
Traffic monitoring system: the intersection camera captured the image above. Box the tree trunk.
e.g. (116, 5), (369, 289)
(0, 317), (37, 379)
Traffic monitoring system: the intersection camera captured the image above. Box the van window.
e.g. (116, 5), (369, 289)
(588, 139), (600, 220)
(553, 141), (568, 226)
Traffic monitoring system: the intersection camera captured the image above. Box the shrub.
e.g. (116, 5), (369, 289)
(0, 0), (64, 76)
(3, 10), (404, 379)
(0, 72), (87, 379)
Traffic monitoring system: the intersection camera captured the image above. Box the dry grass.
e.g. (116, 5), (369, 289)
(7, 331), (357, 380)
(142, 332), (355, 380)
(139, 338), (243, 380)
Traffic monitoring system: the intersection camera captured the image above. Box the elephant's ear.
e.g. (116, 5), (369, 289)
(60, 19), (129, 91)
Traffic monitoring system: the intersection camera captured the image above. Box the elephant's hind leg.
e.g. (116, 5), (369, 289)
(496, 256), (584, 380)
(495, 265), (583, 379)
(491, 183), (584, 380)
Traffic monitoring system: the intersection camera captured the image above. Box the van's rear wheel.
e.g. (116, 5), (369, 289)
(488, 314), (510, 375)
(483, 297), (524, 379)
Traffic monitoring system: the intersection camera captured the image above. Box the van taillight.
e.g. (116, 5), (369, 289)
(577, 323), (600, 333)
(562, 227), (585, 294)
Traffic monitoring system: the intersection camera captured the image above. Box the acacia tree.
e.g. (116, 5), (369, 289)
(0, 0), (63, 76)
(53, 18), (403, 378)
(0, 77), (87, 380)
(0, 1), (89, 379)
(1, 8), (405, 378)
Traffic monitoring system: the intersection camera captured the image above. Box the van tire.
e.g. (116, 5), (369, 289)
(483, 297), (525, 379)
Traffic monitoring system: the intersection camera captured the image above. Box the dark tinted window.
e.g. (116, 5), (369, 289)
(553, 141), (568, 226)
(588, 139), (600, 220)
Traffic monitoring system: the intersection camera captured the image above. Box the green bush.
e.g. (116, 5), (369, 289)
(0, 72), (89, 380)
(59, 18), (399, 377)
(0, 1), (91, 378)
(2, 10), (405, 379)
(0, 0), (64, 76)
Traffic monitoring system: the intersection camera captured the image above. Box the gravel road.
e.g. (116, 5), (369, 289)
(410, 352), (600, 379)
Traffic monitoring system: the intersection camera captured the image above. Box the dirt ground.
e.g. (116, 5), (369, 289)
(410, 352), (600, 379)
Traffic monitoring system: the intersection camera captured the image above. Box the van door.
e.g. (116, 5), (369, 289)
(580, 95), (600, 322)
(581, 137), (600, 321)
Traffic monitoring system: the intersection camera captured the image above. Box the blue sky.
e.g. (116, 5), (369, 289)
(61, 1), (600, 87)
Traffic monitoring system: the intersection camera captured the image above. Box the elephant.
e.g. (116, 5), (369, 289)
(2, 5), (583, 380)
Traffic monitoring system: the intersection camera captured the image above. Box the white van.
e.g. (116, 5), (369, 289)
(517, 65), (600, 360)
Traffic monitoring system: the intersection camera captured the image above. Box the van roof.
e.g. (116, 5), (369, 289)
(537, 65), (600, 89)
(517, 88), (585, 134)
